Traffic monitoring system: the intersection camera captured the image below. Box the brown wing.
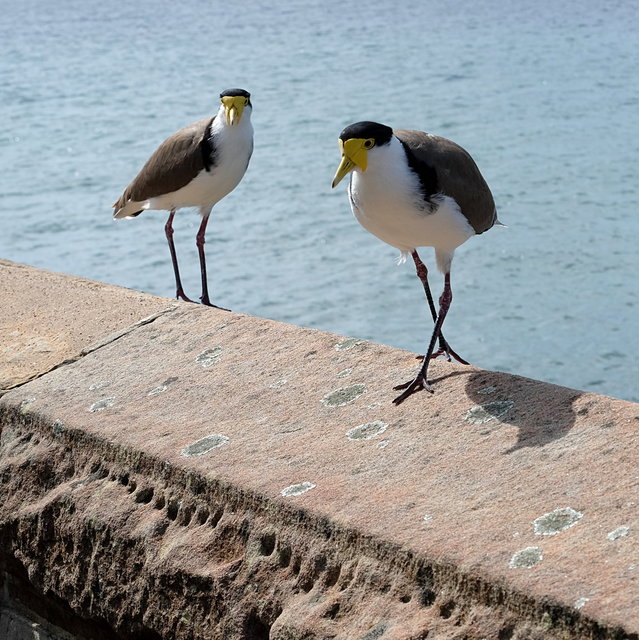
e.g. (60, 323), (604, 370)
(394, 129), (496, 234)
(113, 116), (214, 210)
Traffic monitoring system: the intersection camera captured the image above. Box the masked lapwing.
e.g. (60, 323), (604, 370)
(332, 121), (498, 405)
(113, 88), (254, 307)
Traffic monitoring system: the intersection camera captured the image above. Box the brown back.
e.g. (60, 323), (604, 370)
(394, 129), (496, 234)
(114, 117), (214, 209)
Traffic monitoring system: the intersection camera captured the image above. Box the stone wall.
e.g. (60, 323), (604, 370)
(0, 606), (75, 640)
(1, 260), (638, 640)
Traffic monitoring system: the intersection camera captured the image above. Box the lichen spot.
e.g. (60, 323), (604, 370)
(464, 400), (514, 424)
(148, 377), (178, 396)
(608, 526), (630, 541)
(335, 337), (365, 351)
(509, 546), (542, 569)
(269, 378), (288, 389)
(89, 397), (115, 413)
(195, 347), (223, 368)
(19, 397), (36, 413)
(148, 385), (168, 396)
(346, 421), (388, 441)
(281, 481), (316, 498)
(574, 597), (589, 610)
(51, 420), (66, 437)
(337, 368), (353, 378)
(477, 385), (497, 395)
(533, 507), (583, 535)
(181, 434), (229, 457)
(89, 381), (110, 391)
(322, 384), (366, 408)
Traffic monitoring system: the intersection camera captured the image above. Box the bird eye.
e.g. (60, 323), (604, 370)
(364, 139), (374, 149)
(244, 98), (249, 106)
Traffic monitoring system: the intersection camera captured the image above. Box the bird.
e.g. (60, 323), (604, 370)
(113, 88), (254, 307)
(332, 121), (498, 405)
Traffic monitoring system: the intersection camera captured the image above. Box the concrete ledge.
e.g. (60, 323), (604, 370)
(1, 261), (638, 639)
(0, 259), (175, 392)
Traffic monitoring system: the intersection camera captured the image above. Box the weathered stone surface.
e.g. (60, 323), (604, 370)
(1, 264), (639, 639)
(0, 259), (175, 392)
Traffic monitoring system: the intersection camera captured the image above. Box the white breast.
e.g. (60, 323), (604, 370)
(150, 109), (254, 213)
(349, 136), (475, 273)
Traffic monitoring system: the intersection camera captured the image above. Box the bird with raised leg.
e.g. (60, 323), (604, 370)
(332, 121), (499, 405)
(113, 88), (254, 308)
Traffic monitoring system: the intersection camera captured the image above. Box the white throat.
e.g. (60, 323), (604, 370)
(212, 102), (253, 137)
(145, 103), (254, 214)
(349, 135), (475, 273)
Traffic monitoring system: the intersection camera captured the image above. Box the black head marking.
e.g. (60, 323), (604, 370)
(220, 88), (250, 98)
(339, 121), (393, 146)
(220, 88), (251, 106)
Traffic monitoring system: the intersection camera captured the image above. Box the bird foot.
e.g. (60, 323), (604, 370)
(200, 296), (230, 311)
(392, 374), (434, 405)
(414, 345), (469, 365)
(432, 346), (469, 365)
(176, 290), (195, 303)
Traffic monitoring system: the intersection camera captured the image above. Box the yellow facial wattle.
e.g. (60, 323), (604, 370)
(221, 96), (248, 126)
(331, 138), (375, 188)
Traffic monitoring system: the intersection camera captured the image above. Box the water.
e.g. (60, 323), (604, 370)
(1, 0), (638, 403)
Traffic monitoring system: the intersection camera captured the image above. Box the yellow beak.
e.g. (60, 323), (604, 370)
(331, 138), (370, 188)
(221, 96), (247, 126)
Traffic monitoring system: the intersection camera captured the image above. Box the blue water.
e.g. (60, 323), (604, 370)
(1, 0), (638, 403)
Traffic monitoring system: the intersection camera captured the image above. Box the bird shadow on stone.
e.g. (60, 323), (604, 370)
(460, 369), (583, 454)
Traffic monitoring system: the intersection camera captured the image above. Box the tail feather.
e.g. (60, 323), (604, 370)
(113, 199), (147, 219)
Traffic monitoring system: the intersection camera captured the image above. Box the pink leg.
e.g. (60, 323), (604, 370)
(196, 214), (229, 310)
(393, 272), (454, 405)
(165, 210), (194, 303)
(196, 213), (212, 306)
(412, 251), (468, 365)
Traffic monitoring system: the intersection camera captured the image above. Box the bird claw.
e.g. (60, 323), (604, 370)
(392, 375), (434, 405)
(176, 291), (195, 304)
(413, 351), (447, 361)
(446, 347), (469, 365)
(414, 346), (469, 365)
(200, 297), (230, 311)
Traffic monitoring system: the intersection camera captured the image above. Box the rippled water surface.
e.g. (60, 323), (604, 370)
(1, 0), (638, 402)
